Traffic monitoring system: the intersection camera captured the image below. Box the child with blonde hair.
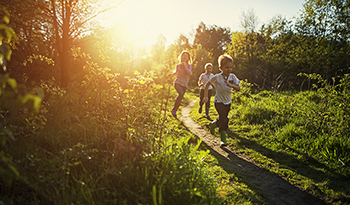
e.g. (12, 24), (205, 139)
(203, 54), (240, 146)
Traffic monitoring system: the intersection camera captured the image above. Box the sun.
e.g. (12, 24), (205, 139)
(99, 0), (185, 47)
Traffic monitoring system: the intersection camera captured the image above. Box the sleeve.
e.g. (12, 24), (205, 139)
(233, 74), (240, 85)
(209, 74), (217, 84)
(198, 74), (203, 85)
(199, 73), (203, 81)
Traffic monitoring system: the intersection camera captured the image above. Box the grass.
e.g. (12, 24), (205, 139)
(0, 85), (264, 205)
(2, 72), (349, 204)
(190, 88), (350, 205)
(185, 88), (266, 205)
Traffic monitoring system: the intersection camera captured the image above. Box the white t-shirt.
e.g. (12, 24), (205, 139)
(209, 73), (240, 105)
(199, 73), (214, 90)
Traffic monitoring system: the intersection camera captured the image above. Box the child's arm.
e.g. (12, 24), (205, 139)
(198, 74), (203, 87)
(183, 63), (192, 76)
(168, 65), (178, 76)
(225, 81), (240, 91)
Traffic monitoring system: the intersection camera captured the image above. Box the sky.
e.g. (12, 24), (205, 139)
(99, 0), (306, 47)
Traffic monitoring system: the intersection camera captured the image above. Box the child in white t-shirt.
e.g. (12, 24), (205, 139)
(198, 63), (214, 119)
(203, 54), (240, 146)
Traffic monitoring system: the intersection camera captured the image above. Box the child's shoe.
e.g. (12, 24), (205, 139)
(220, 130), (227, 146)
(205, 107), (210, 118)
(171, 110), (177, 118)
(209, 121), (217, 135)
(198, 107), (202, 114)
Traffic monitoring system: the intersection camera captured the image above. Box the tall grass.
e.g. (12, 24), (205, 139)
(225, 74), (350, 204)
(0, 51), (225, 204)
(230, 76), (350, 171)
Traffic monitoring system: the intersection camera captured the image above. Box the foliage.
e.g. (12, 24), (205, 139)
(127, 136), (220, 205)
(193, 74), (350, 203)
(0, 0), (60, 82)
(228, 73), (349, 204)
(227, 29), (269, 89)
(0, 42), (229, 204)
(193, 22), (232, 68)
(0, 10), (44, 205)
(2, 0), (350, 203)
(0, 7), (17, 72)
(190, 45), (213, 87)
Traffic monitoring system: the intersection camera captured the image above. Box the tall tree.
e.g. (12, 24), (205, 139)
(260, 15), (303, 90)
(190, 45), (212, 87)
(1, 0), (108, 86)
(226, 10), (268, 88)
(41, 0), (102, 87)
(295, 0), (350, 81)
(193, 22), (231, 68)
(0, 0), (55, 81)
(296, 0), (350, 41)
(151, 34), (167, 65)
(240, 8), (259, 34)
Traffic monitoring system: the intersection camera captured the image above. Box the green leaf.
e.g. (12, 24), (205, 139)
(3, 16), (10, 24)
(0, 44), (12, 61)
(21, 94), (42, 111)
(7, 78), (17, 90)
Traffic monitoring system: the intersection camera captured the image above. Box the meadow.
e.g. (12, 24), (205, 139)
(0, 67), (264, 204)
(1, 67), (349, 204)
(1, 1), (350, 204)
(192, 76), (350, 205)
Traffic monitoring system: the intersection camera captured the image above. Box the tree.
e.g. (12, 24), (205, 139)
(226, 10), (268, 89)
(190, 45), (212, 87)
(193, 22), (231, 68)
(296, 0), (350, 41)
(2, 0), (117, 87)
(0, 0), (56, 82)
(295, 0), (350, 82)
(151, 34), (167, 64)
(41, 0), (101, 87)
(240, 8), (259, 34)
(227, 31), (269, 88)
(260, 15), (304, 90)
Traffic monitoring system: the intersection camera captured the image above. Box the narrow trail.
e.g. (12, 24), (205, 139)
(180, 99), (327, 205)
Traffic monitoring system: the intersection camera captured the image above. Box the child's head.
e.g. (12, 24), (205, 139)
(178, 50), (192, 64)
(218, 54), (233, 76)
(204, 63), (213, 73)
(218, 54), (233, 68)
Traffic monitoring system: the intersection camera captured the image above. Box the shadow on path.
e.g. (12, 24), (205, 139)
(180, 100), (328, 205)
(226, 129), (350, 198)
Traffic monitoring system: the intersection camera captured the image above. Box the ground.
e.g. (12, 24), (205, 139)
(180, 100), (328, 205)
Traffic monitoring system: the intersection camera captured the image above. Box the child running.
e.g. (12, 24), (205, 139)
(169, 50), (192, 118)
(198, 63), (214, 119)
(202, 54), (240, 146)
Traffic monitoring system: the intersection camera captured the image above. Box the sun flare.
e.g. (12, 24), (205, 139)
(100, 0), (183, 47)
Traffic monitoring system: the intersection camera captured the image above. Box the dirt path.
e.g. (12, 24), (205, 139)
(180, 99), (327, 205)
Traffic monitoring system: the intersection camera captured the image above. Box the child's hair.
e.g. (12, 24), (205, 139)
(178, 50), (192, 64)
(218, 54), (233, 68)
(204, 63), (213, 69)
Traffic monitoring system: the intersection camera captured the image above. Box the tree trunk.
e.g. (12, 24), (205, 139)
(60, 0), (70, 87)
